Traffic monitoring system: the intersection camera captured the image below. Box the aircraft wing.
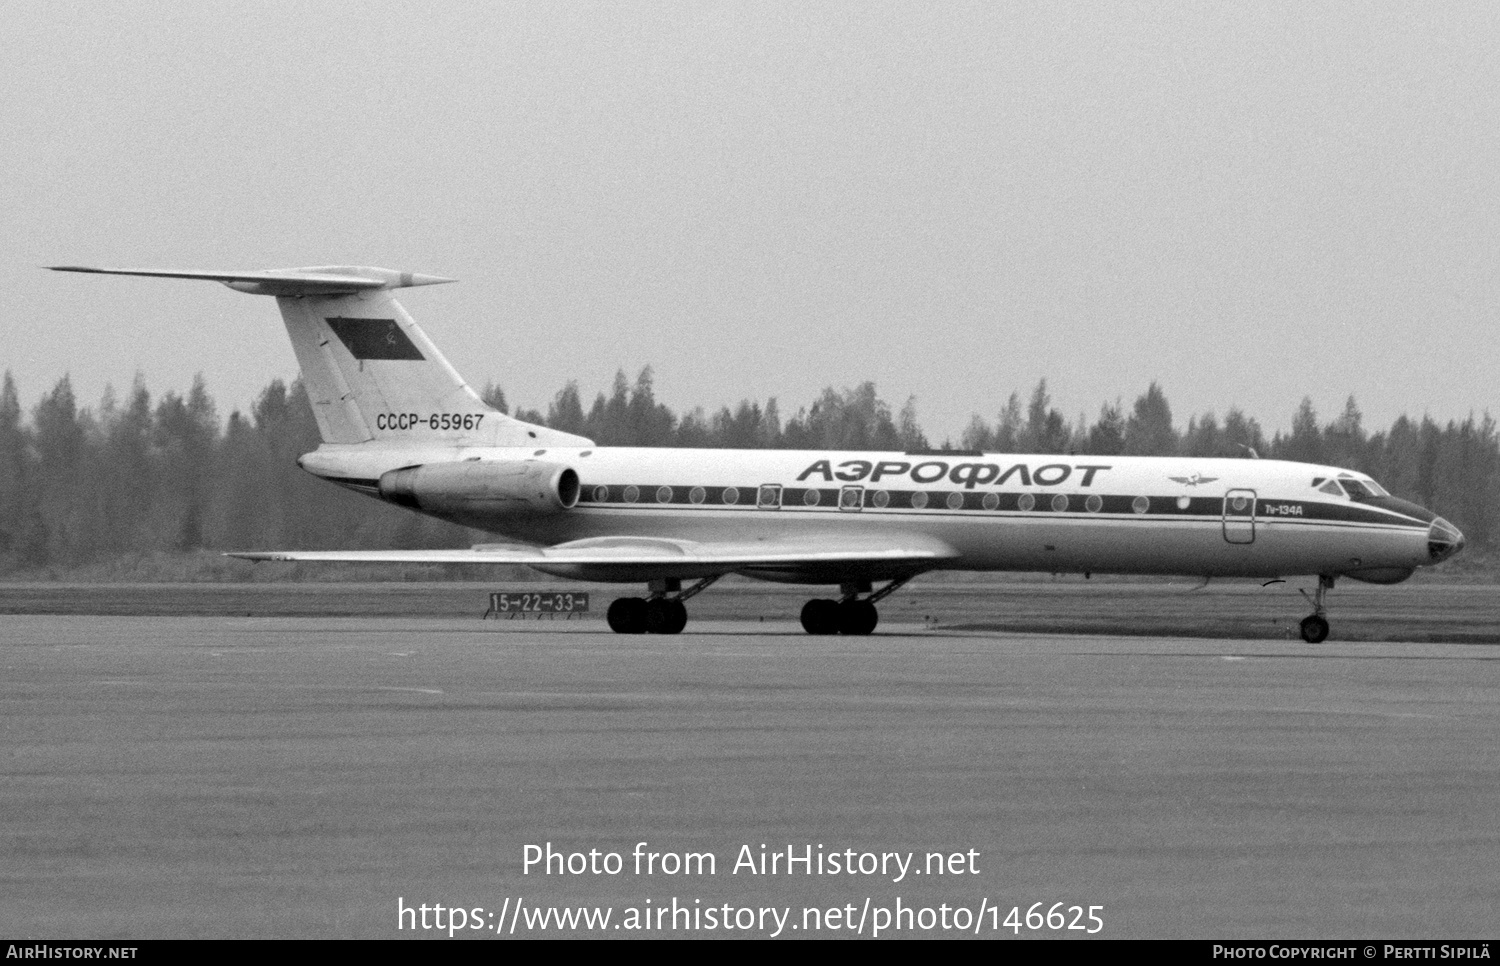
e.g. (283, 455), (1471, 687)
(227, 534), (958, 583)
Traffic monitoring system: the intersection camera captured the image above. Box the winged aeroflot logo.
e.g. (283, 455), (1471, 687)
(1169, 473), (1219, 487)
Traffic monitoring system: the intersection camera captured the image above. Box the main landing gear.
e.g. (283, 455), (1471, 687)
(1297, 575), (1335, 644)
(800, 577), (911, 636)
(606, 574), (914, 636)
(800, 598), (876, 635)
(606, 577), (719, 635)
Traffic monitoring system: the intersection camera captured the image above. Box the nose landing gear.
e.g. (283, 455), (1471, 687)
(1297, 575), (1335, 644)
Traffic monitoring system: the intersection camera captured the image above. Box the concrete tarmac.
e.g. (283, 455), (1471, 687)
(3, 614), (1497, 938)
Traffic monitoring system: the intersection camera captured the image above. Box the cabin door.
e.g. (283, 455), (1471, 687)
(1222, 489), (1256, 544)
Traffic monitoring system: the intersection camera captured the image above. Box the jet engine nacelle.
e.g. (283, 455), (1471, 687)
(378, 460), (580, 515)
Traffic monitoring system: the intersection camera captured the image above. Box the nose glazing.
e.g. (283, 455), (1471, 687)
(1428, 518), (1465, 562)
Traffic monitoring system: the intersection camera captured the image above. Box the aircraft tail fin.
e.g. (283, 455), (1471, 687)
(49, 265), (592, 448)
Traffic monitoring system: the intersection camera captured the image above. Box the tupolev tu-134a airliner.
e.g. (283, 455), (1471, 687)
(51, 265), (1465, 642)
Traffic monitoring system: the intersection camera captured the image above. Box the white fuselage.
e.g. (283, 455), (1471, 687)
(302, 444), (1440, 584)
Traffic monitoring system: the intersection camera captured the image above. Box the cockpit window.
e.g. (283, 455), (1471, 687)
(1325, 475), (1390, 500)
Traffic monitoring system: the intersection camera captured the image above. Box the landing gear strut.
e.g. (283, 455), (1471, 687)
(1298, 575), (1334, 644)
(606, 576), (718, 635)
(800, 577), (911, 636)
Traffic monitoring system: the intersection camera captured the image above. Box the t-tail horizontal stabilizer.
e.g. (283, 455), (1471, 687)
(47, 265), (455, 297)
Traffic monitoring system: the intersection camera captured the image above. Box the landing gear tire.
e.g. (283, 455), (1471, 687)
(607, 597), (648, 634)
(645, 598), (688, 635)
(800, 598), (840, 635)
(665, 599), (688, 634)
(1299, 614), (1330, 644)
(837, 599), (878, 636)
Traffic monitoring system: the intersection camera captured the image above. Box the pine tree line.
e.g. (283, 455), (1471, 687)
(0, 368), (1493, 574)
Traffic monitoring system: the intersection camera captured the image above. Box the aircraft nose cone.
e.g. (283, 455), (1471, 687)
(1428, 517), (1465, 562)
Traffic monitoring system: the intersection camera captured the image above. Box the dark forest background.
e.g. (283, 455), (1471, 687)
(0, 367), (1494, 577)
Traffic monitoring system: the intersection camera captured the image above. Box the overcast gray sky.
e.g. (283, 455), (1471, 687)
(5, 0), (1497, 442)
